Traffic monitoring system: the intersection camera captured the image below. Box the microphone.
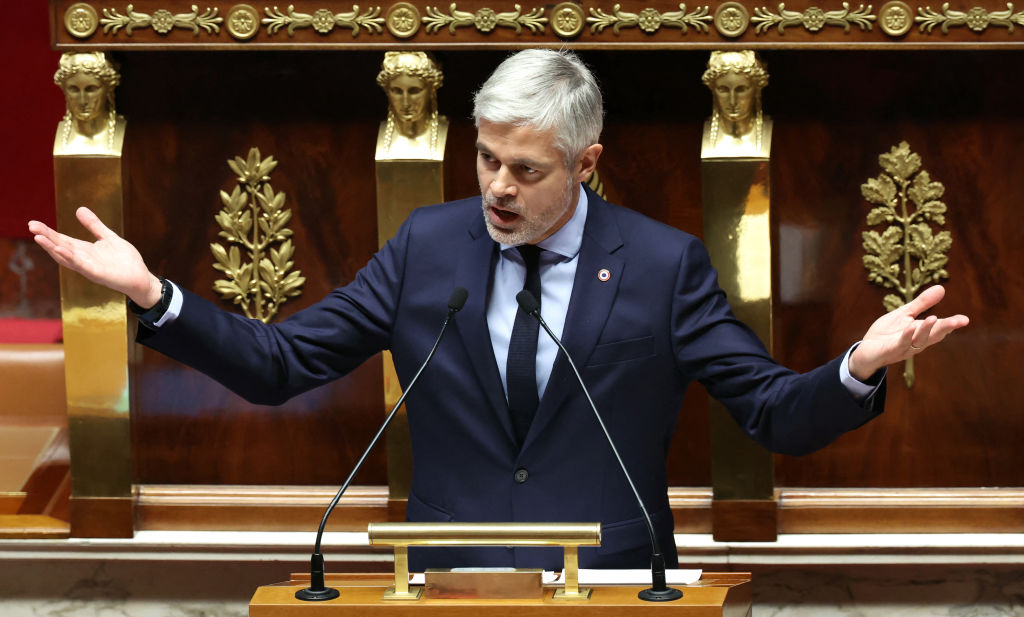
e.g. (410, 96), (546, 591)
(295, 286), (468, 601)
(515, 290), (683, 602)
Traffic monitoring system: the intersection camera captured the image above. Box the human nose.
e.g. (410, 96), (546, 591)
(488, 166), (517, 198)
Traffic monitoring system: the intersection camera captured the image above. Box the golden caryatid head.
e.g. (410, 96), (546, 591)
(376, 52), (443, 136)
(701, 50), (769, 138)
(54, 52), (120, 130)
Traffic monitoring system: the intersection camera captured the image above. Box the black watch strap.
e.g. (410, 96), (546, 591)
(128, 278), (173, 328)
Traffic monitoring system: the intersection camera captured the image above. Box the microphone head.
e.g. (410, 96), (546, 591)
(516, 290), (540, 315)
(448, 287), (469, 312)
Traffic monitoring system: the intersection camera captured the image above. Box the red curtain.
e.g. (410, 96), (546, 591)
(0, 6), (63, 237)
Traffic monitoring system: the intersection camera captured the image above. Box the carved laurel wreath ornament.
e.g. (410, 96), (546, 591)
(861, 141), (951, 388)
(212, 148), (305, 323)
(66, 2), (1024, 39)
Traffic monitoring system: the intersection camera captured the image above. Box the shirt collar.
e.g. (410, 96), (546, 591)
(499, 185), (588, 261)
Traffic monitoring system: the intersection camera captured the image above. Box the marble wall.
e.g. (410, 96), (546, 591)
(2, 559), (1023, 616)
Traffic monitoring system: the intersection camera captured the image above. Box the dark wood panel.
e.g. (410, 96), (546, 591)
(123, 52), (390, 485)
(120, 49), (1021, 494)
(121, 50), (718, 487)
(768, 50), (1024, 488)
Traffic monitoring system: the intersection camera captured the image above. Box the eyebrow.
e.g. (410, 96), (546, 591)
(474, 142), (549, 170)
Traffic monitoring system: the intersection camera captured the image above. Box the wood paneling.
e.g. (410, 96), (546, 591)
(768, 50), (1024, 488)
(118, 49), (1021, 519)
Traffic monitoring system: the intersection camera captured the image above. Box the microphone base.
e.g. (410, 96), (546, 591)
(295, 586), (341, 601)
(638, 586), (684, 602)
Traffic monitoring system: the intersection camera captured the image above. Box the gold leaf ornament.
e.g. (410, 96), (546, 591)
(212, 148), (304, 323)
(100, 4), (223, 36)
(861, 141), (952, 387)
(422, 3), (548, 34)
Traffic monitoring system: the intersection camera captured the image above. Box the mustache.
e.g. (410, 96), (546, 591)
(482, 192), (521, 213)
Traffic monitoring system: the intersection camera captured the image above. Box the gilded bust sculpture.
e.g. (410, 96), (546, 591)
(701, 50), (772, 159)
(53, 52), (126, 156)
(375, 52), (448, 161)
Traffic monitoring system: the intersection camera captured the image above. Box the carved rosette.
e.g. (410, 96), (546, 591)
(226, 4), (260, 38)
(551, 1), (586, 37)
(386, 1), (422, 36)
(714, 1), (750, 36)
(861, 141), (952, 388)
(879, 0), (913, 35)
(65, 3), (99, 38)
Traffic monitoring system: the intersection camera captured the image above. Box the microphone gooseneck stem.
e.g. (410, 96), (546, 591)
(297, 287), (466, 601)
(312, 308), (456, 555)
(531, 313), (661, 557)
(518, 289), (681, 601)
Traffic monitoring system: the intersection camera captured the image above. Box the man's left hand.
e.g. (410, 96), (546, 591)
(848, 285), (969, 382)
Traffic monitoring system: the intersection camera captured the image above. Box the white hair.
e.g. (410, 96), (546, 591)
(473, 49), (603, 167)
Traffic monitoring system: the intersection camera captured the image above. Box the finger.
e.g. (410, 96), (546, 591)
(897, 321), (916, 350)
(28, 220), (68, 248)
(911, 315), (938, 350)
(33, 233), (75, 268)
(76, 207), (116, 241)
(926, 314), (970, 344)
(902, 285), (945, 318)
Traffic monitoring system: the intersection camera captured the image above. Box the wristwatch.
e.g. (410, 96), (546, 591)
(128, 277), (172, 329)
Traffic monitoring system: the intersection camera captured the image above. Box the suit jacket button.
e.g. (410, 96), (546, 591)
(514, 468), (529, 484)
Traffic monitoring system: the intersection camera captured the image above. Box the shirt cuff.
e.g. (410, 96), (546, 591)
(840, 342), (886, 403)
(153, 281), (183, 328)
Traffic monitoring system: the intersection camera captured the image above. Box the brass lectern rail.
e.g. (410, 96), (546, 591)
(368, 522), (602, 601)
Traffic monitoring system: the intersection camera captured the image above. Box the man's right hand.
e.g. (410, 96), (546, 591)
(29, 206), (162, 308)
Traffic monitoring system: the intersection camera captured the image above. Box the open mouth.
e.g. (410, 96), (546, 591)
(489, 205), (522, 227)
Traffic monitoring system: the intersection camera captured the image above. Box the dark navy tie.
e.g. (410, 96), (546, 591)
(507, 244), (542, 445)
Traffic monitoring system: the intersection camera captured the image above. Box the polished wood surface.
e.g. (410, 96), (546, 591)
(251, 572), (751, 616)
(768, 50), (1024, 488)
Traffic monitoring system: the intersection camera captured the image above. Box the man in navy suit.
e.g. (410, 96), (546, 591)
(30, 50), (968, 570)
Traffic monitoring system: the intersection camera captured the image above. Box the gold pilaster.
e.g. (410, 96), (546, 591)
(701, 50), (777, 542)
(375, 53), (447, 503)
(54, 155), (134, 538)
(701, 158), (777, 541)
(377, 160), (444, 502)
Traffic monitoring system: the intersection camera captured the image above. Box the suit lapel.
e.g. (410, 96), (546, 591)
(453, 213), (518, 446)
(522, 191), (624, 451)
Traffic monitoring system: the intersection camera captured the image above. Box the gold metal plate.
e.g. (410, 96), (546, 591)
(424, 568), (543, 599)
(386, 2), (422, 37)
(226, 4), (260, 40)
(64, 3), (98, 38)
(551, 2), (585, 38)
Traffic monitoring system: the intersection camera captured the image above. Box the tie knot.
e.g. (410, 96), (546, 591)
(517, 244), (542, 271)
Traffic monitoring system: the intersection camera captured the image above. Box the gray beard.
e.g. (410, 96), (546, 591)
(480, 178), (575, 245)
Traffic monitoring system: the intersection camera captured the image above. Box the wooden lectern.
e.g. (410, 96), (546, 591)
(250, 571), (752, 616)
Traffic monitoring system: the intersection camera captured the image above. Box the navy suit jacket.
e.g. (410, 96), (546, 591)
(140, 188), (884, 570)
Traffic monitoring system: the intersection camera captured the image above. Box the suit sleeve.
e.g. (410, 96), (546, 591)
(671, 238), (884, 456)
(136, 209), (416, 405)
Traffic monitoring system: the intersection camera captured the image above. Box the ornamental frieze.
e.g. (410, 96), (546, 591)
(56, 0), (1024, 44)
